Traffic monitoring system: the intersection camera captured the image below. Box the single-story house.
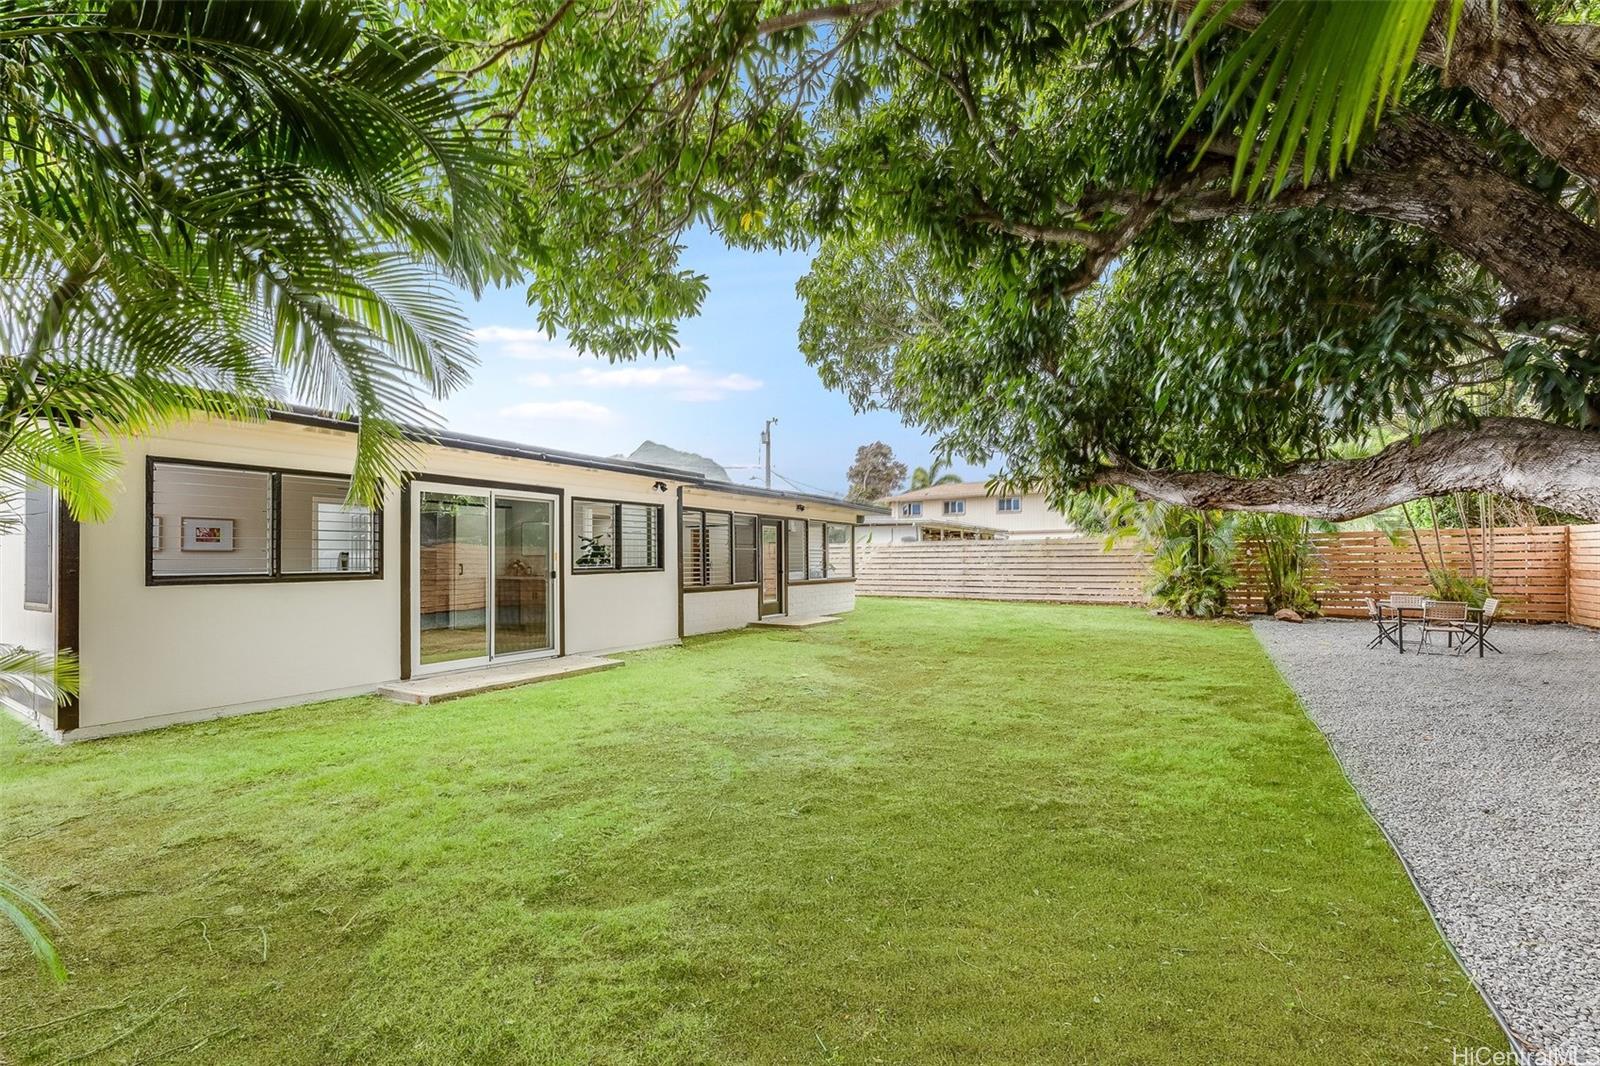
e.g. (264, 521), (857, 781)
(870, 482), (1076, 540)
(1, 410), (883, 741)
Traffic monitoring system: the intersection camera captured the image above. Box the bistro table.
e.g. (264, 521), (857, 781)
(1377, 597), (1480, 653)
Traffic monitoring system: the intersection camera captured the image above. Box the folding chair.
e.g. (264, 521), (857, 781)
(1457, 597), (1503, 657)
(1365, 597), (1402, 651)
(1419, 599), (1469, 653)
(1388, 593), (1427, 653)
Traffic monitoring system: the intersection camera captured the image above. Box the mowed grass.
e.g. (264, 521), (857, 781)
(0, 598), (1503, 1064)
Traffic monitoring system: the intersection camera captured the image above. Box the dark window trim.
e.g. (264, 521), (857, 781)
(22, 482), (53, 611)
(680, 507), (761, 592)
(146, 455), (384, 587)
(401, 473), (568, 678)
(570, 497), (665, 575)
(787, 519), (857, 585)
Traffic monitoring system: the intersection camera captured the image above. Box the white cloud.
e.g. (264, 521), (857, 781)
(520, 371), (555, 388)
(498, 400), (616, 423)
(564, 362), (763, 402)
(472, 326), (586, 362)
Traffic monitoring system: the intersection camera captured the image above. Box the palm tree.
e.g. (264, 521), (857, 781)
(1, 0), (507, 518)
(0, 0), (506, 981)
(909, 458), (964, 490)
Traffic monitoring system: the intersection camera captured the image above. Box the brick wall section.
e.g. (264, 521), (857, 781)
(683, 588), (758, 636)
(788, 581), (856, 617)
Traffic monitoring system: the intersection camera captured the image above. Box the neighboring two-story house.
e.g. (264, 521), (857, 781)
(858, 482), (1076, 544)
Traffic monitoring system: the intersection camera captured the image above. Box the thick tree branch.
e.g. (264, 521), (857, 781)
(755, 1), (901, 37)
(1094, 417), (1600, 521)
(978, 116), (1600, 332)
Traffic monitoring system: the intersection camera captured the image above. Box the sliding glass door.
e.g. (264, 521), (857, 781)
(415, 485), (557, 672)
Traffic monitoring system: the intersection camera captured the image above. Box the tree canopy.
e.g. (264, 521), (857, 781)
(437, 0), (1600, 518)
(845, 440), (907, 501)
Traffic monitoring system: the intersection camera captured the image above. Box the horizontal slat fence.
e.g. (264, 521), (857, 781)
(1571, 525), (1600, 628)
(858, 524), (1600, 626)
(856, 538), (1146, 604)
(1236, 526), (1572, 622)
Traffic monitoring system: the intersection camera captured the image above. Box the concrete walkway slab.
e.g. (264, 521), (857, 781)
(379, 655), (621, 705)
(750, 615), (840, 629)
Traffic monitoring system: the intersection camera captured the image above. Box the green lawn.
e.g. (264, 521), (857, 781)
(0, 599), (1502, 1064)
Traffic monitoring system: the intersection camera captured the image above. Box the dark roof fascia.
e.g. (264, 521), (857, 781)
(267, 408), (887, 512)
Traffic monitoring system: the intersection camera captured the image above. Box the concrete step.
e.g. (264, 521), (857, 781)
(378, 655), (621, 705)
(750, 615), (841, 629)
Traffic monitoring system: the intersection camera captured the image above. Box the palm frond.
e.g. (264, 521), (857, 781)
(1175, 0), (1462, 198)
(0, 865), (66, 983)
(1, 0), (510, 510)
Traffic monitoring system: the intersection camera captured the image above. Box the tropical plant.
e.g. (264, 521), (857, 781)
(1096, 491), (1237, 618)
(0, 645), (77, 982)
(0, 0), (506, 518)
(1427, 567), (1489, 608)
(1235, 513), (1322, 616)
(909, 459), (962, 491)
(434, 0), (1600, 520)
(0, 865), (65, 982)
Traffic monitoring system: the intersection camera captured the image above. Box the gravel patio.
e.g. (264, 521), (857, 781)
(1254, 618), (1600, 1062)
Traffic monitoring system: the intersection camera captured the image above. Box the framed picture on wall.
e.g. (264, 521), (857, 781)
(181, 517), (235, 552)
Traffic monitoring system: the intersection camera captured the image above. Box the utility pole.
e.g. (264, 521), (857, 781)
(761, 417), (778, 489)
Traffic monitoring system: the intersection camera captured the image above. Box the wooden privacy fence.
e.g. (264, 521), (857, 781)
(1571, 525), (1600, 628)
(856, 538), (1146, 604)
(1235, 525), (1573, 622)
(858, 525), (1600, 625)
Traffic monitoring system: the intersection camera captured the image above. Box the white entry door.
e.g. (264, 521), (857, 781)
(412, 483), (559, 674)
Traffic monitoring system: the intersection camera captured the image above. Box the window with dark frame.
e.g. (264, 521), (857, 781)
(824, 523), (853, 578)
(23, 482), (52, 609)
(900, 502), (922, 517)
(786, 518), (807, 581)
(681, 507), (747, 588)
(573, 499), (662, 572)
(732, 514), (757, 584)
(147, 459), (380, 584)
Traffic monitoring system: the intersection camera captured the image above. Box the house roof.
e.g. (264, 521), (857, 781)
(885, 481), (993, 503)
(269, 406), (888, 513)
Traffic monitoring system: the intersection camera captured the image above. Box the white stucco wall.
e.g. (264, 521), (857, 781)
(682, 587), (759, 636)
(0, 496), (60, 728)
(787, 581), (856, 617)
(71, 418), (692, 736)
(12, 417), (873, 739)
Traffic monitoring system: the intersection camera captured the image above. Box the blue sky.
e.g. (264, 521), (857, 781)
(430, 228), (983, 495)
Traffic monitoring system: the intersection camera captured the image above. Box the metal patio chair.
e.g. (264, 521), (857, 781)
(1456, 597), (1503, 657)
(1419, 599), (1469, 653)
(1387, 593), (1428, 652)
(1365, 597), (1402, 651)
